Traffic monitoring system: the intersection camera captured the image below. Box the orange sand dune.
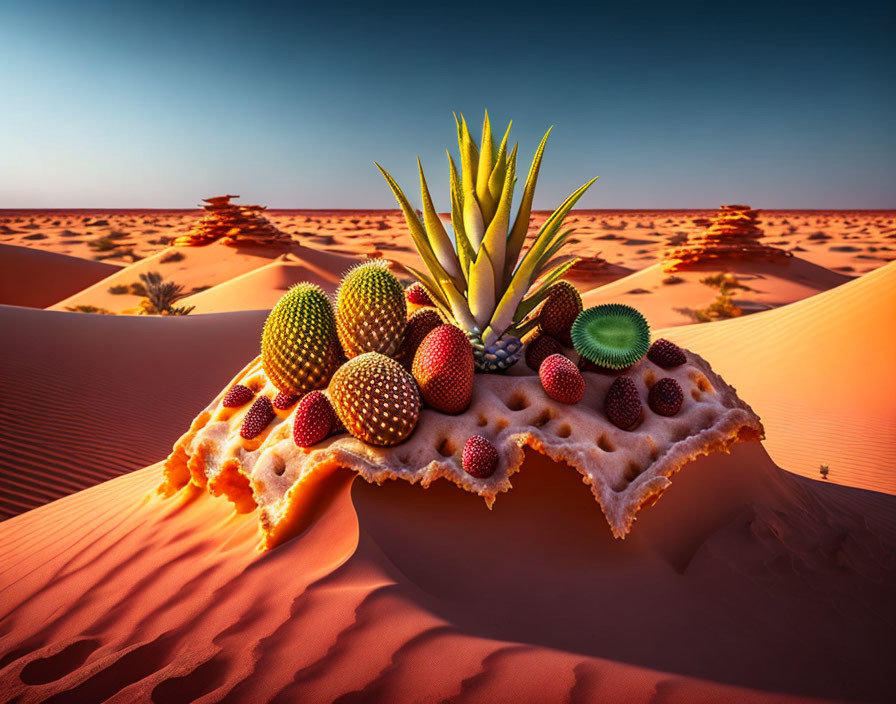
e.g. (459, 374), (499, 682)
(49, 242), (303, 314)
(1, 441), (893, 703)
(583, 257), (852, 328)
(0, 305), (266, 519)
(663, 260), (896, 494)
(178, 248), (361, 314)
(0, 244), (120, 309)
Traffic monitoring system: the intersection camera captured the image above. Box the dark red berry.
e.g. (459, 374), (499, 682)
(462, 435), (499, 478)
(293, 391), (336, 447)
(223, 384), (254, 408)
(604, 376), (642, 430)
(648, 377), (683, 416)
(240, 396), (274, 439)
(525, 333), (564, 372)
(647, 339), (686, 368)
(273, 391), (300, 410)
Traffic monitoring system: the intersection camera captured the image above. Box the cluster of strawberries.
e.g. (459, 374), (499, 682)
(532, 333), (686, 429)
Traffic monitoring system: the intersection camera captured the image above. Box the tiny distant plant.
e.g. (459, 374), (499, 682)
(88, 236), (118, 252)
(160, 250), (185, 263)
(677, 272), (750, 323)
(108, 284), (130, 295)
(65, 304), (114, 315)
(138, 271), (194, 316)
(820, 464), (830, 480)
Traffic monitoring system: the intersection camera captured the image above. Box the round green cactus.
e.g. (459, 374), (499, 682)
(335, 261), (407, 359)
(262, 283), (340, 394)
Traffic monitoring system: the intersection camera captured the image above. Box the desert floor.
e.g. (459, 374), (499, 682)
(0, 208), (894, 703)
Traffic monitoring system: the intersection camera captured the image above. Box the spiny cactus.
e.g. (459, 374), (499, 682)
(261, 283), (340, 395)
(335, 261), (407, 359)
(328, 352), (420, 446)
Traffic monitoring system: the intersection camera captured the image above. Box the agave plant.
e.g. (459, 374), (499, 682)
(376, 111), (596, 370)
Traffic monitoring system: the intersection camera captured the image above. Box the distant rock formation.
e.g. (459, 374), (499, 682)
(663, 205), (790, 270)
(173, 196), (292, 247)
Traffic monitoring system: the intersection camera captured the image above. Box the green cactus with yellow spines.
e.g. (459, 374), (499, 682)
(261, 283), (340, 394)
(335, 261), (407, 359)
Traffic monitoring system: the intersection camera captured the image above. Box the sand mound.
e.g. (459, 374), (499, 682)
(49, 241), (312, 314)
(177, 248), (360, 314)
(0, 305), (266, 519)
(664, 260), (896, 494)
(0, 244), (120, 309)
(174, 195), (293, 247)
(664, 205), (790, 270)
(1, 440), (893, 702)
(583, 258), (851, 328)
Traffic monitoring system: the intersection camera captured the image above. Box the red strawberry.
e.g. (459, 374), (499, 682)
(412, 324), (475, 414)
(223, 384), (254, 408)
(539, 281), (582, 346)
(293, 391), (337, 447)
(240, 396), (274, 439)
(539, 354), (585, 404)
(398, 307), (444, 368)
(525, 333), (564, 372)
(604, 376), (642, 430)
(273, 391), (300, 410)
(406, 282), (434, 307)
(462, 435), (499, 478)
(647, 339), (686, 368)
(648, 377), (683, 416)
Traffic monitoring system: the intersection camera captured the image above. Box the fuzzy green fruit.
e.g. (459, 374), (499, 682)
(336, 261), (407, 359)
(262, 283), (340, 394)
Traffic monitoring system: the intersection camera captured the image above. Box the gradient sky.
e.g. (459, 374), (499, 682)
(1, 0), (894, 209)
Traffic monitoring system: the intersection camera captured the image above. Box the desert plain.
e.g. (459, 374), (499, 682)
(0, 205), (894, 703)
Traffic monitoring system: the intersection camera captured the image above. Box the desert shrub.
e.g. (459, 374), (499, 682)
(138, 271), (194, 316)
(160, 250), (184, 263)
(65, 305), (114, 315)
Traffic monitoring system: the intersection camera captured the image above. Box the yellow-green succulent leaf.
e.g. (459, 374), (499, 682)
(468, 246), (497, 329)
(487, 122), (512, 207)
(481, 144), (517, 296)
(475, 111), (496, 223)
(448, 153), (471, 277)
(417, 157), (463, 283)
(503, 126), (553, 283)
(489, 177), (597, 336)
(505, 314), (540, 340)
(405, 264), (475, 331)
(376, 162), (463, 300)
(458, 117), (485, 250)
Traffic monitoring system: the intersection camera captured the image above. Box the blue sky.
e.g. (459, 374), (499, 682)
(1, 0), (894, 208)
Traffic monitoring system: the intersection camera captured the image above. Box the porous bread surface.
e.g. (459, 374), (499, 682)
(162, 348), (763, 548)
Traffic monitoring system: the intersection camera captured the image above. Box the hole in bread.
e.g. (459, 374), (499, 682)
(624, 461), (642, 483)
(271, 455), (286, 477)
(597, 434), (615, 452)
(646, 436), (659, 461)
(476, 414), (488, 427)
(556, 423), (572, 438)
(397, 454), (410, 464)
(689, 372), (713, 393)
(247, 377), (266, 393)
(642, 369), (657, 389)
(533, 409), (555, 427)
(494, 418), (509, 432)
(691, 388), (703, 402)
(436, 437), (457, 457)
(505, 392), (530, 411)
